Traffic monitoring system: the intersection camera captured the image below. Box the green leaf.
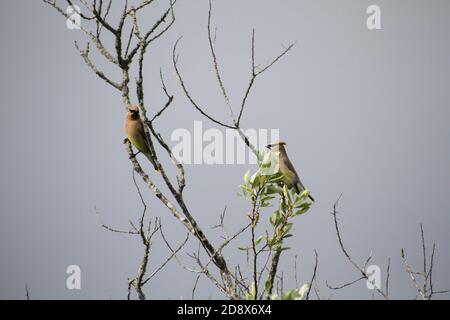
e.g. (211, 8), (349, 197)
(280, 200), (288, 213)
(255, 235), (264, 246)
(246, 282), (257, 300)
(264, 280), (272, 292)
(282, 185), (290, 202)
(281, 284), (310, 300)
(269, 212), (278, 226)
(260, 202), (271, 208)
(283, 223), (293, 235)
(252, 213), (260, 227)
(272, 242), (282, 251)
(298, 283), (310, 300)
(260, 160), (272, 169)
(249, 170), (260, 185)
(275, 225), (283, 237)
(260, 151), (275, 166)
(256, 150), (265, 163)
(295, 206), (310, 216)
(268, 173), (284, 183)
(299, 189), (310, 199)
(243, 170), (251, 184)
(281, 289), (294, 300)
(265, 185), (281, 195)
(261, 195), (275, 202)
(294, 202), (310, 210)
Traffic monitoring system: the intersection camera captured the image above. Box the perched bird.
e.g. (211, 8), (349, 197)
(125, 105), (158, 170)
(266, 141), (315, 202)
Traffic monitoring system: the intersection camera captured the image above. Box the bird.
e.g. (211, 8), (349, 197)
(125, 104), (158, 171)
(266, 141), (315, 202)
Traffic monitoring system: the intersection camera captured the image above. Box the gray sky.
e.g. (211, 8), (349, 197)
(0, 0), (449, 299)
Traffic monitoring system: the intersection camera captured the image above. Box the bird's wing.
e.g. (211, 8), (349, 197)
(137, 127), (150, 150)
(281, 152), (315, 201)
(135, 124), (161, 170)
(128, 121), (150, 154)
(282, 155), (307, 192)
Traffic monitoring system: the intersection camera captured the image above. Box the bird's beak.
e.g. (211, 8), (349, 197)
(266, 145), (271, 150)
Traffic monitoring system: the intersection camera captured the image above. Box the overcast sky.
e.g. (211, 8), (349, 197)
(0, 0), (449, 299)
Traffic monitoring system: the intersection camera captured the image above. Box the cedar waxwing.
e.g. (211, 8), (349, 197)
(266, 141), (315, 202)
(125, 105), (158, 170)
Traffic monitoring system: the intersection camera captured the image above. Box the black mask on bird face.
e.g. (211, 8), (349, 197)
(266, 142), (286, 152)
(127, 105), (140, 119)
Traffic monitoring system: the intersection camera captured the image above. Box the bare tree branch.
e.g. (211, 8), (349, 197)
(386, 257), (391, 298)
(401, 225), (450, 300)
(172, 38), (236, 129)
(237, 30), (294, 126)
(207, 0), (235, 121)
(330, 194), (389, 299)
(401, 248), (426, 300)
(143, 232), (190, 285)
(306, 250), (318, 300)
(74, 42), (122, 90)
(326, 276), (365, 291)
(25, 284), (30, 300)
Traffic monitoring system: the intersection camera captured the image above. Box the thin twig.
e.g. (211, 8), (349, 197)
(306, 250), (319, 300)
(330, 194), (388, 299)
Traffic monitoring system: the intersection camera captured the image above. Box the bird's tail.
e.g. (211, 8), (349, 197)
(143, 151), (160, 172)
